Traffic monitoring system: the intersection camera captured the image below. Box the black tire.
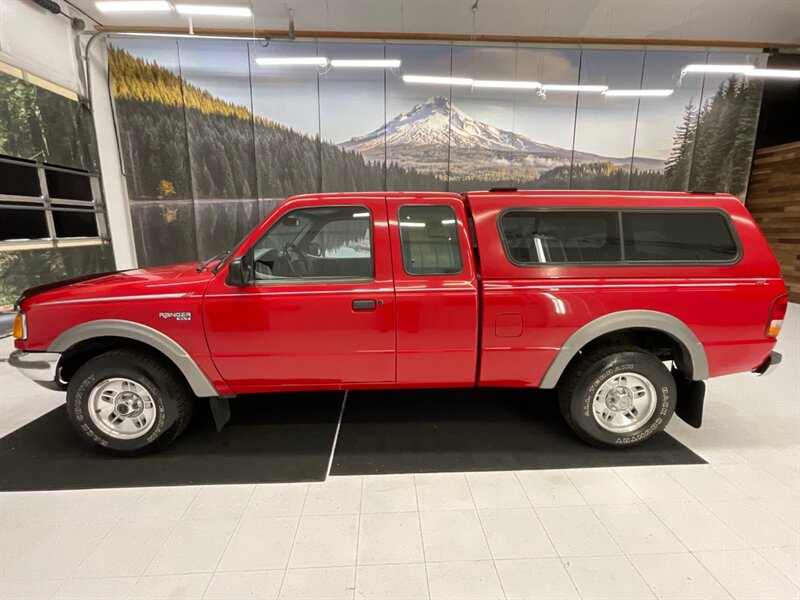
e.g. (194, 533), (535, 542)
(66, 348), (193, 454)
(558, 345), (676, 447)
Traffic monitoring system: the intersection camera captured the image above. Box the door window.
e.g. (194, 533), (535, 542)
(398, 205), (462, 275)
(252, 206), (373, 280)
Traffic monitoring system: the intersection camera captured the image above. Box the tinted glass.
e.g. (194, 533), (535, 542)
(0, 207), (49, 241)
(45, 169), (93, 201)
(398, 205), (462, 275)
(0, 161), (41, 197)
(52, 210), (99, 238)
(252, 206), (372, 280)
(622, 211), (738, 262)
(500, 210), (621, 264)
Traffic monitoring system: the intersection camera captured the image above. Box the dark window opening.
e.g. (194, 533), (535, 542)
(0, 161), (41, 197)
(46, 169), (93, 201)
(0, 208), (50, 241)
(500, 210), (622, 264)
(52, 210), (99, 238)
(398, 205), (463, 275)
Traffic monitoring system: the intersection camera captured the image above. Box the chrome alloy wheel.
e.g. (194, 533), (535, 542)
(88, 377), (157, 440)
(591, 372), (657, 433)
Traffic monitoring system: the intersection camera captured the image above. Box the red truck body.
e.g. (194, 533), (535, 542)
(11, 190), (787, 451)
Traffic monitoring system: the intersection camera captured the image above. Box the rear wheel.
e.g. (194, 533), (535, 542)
(66, 348), (193, 454)
(558, 346), (676, 447)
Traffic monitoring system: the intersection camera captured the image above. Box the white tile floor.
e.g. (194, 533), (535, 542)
(1, 305), (798, 599)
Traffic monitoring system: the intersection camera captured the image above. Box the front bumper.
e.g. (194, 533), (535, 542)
(753, 351), (782, 376)
(7, 350), (65, 391)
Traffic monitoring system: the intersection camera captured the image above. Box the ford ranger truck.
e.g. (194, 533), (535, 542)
(10, 190), (786, 453)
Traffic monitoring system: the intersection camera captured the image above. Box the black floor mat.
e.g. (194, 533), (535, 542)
(0, 393), (344, 491)
(330, 388), (705, 475)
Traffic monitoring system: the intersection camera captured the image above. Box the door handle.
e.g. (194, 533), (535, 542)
(352, 299), (377, 311)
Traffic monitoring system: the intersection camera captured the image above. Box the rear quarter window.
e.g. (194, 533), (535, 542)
(622, 211), (739, 263)
(497, 208), (741, 267)
(499, 210), (621, 265)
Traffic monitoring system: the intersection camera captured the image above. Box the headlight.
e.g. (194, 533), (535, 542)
(13, 312), (27, 340)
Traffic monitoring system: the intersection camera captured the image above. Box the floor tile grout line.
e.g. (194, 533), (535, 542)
(656, 466), (756, 551)
(512, 471), (582, 598)
(582, 490), (718, 600)
(464, 474), (508, 599)
(198, 484), (258, 599)
(276, 482), (311, 598)
(48, 490), (140, 597)
(351, 476), (365, 600)
(411, 475), (433, 600)
(126, 486), (202, 599)
(523, 471), (606, 600)
(752, 545), (800, 590)
(325, 391), (348, 480)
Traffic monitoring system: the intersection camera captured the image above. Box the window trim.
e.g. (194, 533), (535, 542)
(248, 204), (376, 285)
(397, 204), (464, 277)
(496, 206), (743, 268)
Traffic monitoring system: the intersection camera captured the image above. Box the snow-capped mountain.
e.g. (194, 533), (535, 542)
(340, 95), (570, 156)
(338, 96), (664, 180)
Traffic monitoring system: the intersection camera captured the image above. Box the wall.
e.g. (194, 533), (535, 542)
(108, 37), (767, 268)
(0, 0), (79, 93)
(746, 142), (800, 303)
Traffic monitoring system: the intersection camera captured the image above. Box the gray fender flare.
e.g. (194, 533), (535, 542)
(539, 310), (709, 389)
(49, 319), (219, 397)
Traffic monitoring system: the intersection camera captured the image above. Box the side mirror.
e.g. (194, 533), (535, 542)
(225, 253), (253, 287)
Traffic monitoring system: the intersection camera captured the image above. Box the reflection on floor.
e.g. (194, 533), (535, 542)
(0, 305), (798, 599)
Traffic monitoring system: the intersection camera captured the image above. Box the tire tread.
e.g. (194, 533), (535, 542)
(68, 347), (193, 452)
(557, 345), (650, 446)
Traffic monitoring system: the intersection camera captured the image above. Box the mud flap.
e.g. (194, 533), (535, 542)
(210, 397), (232, 432)
(673, 370), (705, 429)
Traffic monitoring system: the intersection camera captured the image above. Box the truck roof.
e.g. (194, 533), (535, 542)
(289, 190), (736, 205)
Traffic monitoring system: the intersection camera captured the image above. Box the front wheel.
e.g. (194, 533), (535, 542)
(66, 348), (193, 454)
(558, 346), (676, 447)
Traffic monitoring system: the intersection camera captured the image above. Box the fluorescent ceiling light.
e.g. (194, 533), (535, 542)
(746, 68), (800, 79)
(604, 89), (674, 97)
(542, 84), (608, 92)
(330, 59), (401, 68)
(681, 64), (755, 75)
(95, 1), (170, 12)
(255, 57), (329, 66)
(352, 212), (370, 218)
(175, 4), (252, 16)
(473, 80), (541, 90)
(403, 74), (474, 86)
(399, 222), (427, 228)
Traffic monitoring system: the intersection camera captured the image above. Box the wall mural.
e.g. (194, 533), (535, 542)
(0, 72), (98, 171)
(107, 38), (765, 267)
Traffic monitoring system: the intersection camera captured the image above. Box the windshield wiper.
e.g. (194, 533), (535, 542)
(197, 250), (230, 272)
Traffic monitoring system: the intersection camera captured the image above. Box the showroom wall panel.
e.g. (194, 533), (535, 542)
(319, 41), (386, 193)
(107, 37), (768, 267)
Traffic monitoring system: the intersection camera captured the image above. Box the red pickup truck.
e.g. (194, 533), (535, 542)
(11, 190), (786, 453)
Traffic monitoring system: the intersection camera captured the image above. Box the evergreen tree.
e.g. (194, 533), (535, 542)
(664, 99), (698, 191)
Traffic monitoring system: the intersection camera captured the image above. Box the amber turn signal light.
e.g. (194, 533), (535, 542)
(765, 295), (788, 338)
(12, 312), (27, 340)
(766, 319), (783, 338)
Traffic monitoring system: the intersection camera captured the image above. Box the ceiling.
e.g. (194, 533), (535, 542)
(63, 0), (800, 46)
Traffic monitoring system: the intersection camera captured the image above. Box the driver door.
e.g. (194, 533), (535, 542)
(203, 197), (395, 391)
